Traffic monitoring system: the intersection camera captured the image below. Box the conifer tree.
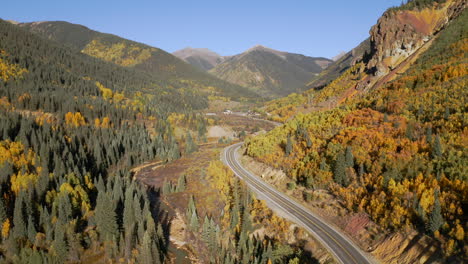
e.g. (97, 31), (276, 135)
(345, 146), (354, 168)
(176, 174), (186, 192)
(428, 190), (443, 234)
(27, 215), (36, 243)
(426, 126), (433, 144)
(95, 191), (118, 241)
(13, 191), (26, 240)
(433, 134), (443, 158)
(333, 152), (347, 186)
(190, 211), (199, 231)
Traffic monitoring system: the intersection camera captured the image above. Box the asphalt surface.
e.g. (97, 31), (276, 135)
(222, 142), (375, 264)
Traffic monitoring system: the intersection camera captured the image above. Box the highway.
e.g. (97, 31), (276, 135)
(222, 142), (374, 264)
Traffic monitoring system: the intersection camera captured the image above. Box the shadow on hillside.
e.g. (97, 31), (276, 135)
(147, 187), (171, 254)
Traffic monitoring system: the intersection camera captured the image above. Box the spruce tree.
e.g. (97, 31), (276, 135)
(428, 190), (443, 234)
(176, 174), (186, 192)
(95, 191), (118, 241)
(333, 152), (346, 186)
(27, 215), (36, 243)
(13, 191), (27, 240)
(433, 134), (443, 158)
(345, 146), (354, 168)
(123, 186), (135, 260)
(426, 126), (433, 145)
(189, 211), (199, 231)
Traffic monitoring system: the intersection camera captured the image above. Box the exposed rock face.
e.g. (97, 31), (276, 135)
(367, 0), (466, 76)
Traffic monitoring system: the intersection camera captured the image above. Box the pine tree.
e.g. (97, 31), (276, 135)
(333, 152), (347, 186)
(345, 146), (354, 168)
(406, 122), (414, 141)
(428, 190), (443, 234)
(95, 191), (118, 241)
(57, 192), (72, 224)
(189, 211), (199, 231)
(433, 134), (443, 158)
(13, 191), (27, 240)
(185, 132), (197, 154)
(426, 126), (433, 145)
(51, 225), (68, 263)
(176, 174), (186, 192)
(0, 161), (13, 184)
(123, 186), (135, 260)
(27, 215), (36, 243)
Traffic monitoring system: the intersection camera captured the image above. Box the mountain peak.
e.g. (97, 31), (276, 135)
(173, 47), (224, 71)
(247, 44), (276, 53)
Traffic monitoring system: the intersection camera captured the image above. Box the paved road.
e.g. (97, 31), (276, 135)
(222, 142), (374, 264)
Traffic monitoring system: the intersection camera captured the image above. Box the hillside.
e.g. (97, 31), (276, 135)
(0, 17), (211, 263)
(306, 38), (371, 90)
(245, 1), (467, 263)
(19, 21), (257, 100)
(209, 45), (332, 97)
(173, 47), (224, 71)
(0, 16), (315, 264)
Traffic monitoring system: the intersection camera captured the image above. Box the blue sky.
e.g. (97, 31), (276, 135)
(2, 0), (402, 58)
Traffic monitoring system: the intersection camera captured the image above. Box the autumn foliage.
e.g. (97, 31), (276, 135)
(246, 9), (468, 258)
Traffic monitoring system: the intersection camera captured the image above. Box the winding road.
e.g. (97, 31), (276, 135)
(222, 142), (374, 264)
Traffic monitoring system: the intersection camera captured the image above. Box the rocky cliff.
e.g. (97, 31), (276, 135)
(366, 0), (466, 76)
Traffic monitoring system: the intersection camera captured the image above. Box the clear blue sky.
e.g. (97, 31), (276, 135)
(2, 0), (402, 58)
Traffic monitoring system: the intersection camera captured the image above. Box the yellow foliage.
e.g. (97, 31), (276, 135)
(65, 112), (86, 127)
(452, 223), (464, 241)
(96, 81), (114, 100)
(94, 117), (111, 128)
(207, 161), (233, 201)
(0, 97), (12, 111)
(0, 140), (39, 194)
(1, 219), (10, 239)
(82, 39), (154, 67)
(0, 54), (28, 82)
(11, 171), (39, 194)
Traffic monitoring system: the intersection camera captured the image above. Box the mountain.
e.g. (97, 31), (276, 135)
(209, 45), (332, 97)
(0, 17), (205, 263)
(173, 47), (224, 71)
(247, 1), (466, 263)
(331, 51), (347, 61)
(19, 21), (257, 100)
(306, 38), (371, 89)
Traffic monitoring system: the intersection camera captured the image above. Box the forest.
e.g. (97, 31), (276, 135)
(0, 18), (212, 262)
(245, 7), (467, 261)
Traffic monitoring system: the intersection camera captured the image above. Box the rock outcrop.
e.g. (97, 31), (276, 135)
(366, 0), (466, 76)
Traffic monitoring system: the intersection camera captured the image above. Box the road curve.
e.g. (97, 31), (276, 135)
(222, 142), (375, 264)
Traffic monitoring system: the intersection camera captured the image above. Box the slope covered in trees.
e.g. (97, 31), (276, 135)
(0, 18), (209, 262)
(19, 21), (257, 100)
(209, 45), (332, 97)
(245, 5), (467, 261)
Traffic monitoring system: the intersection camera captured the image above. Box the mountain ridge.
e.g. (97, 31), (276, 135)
(173, 47), (225, 71)
(19, 20), (258, 100)
(209, 45), (332, 97)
